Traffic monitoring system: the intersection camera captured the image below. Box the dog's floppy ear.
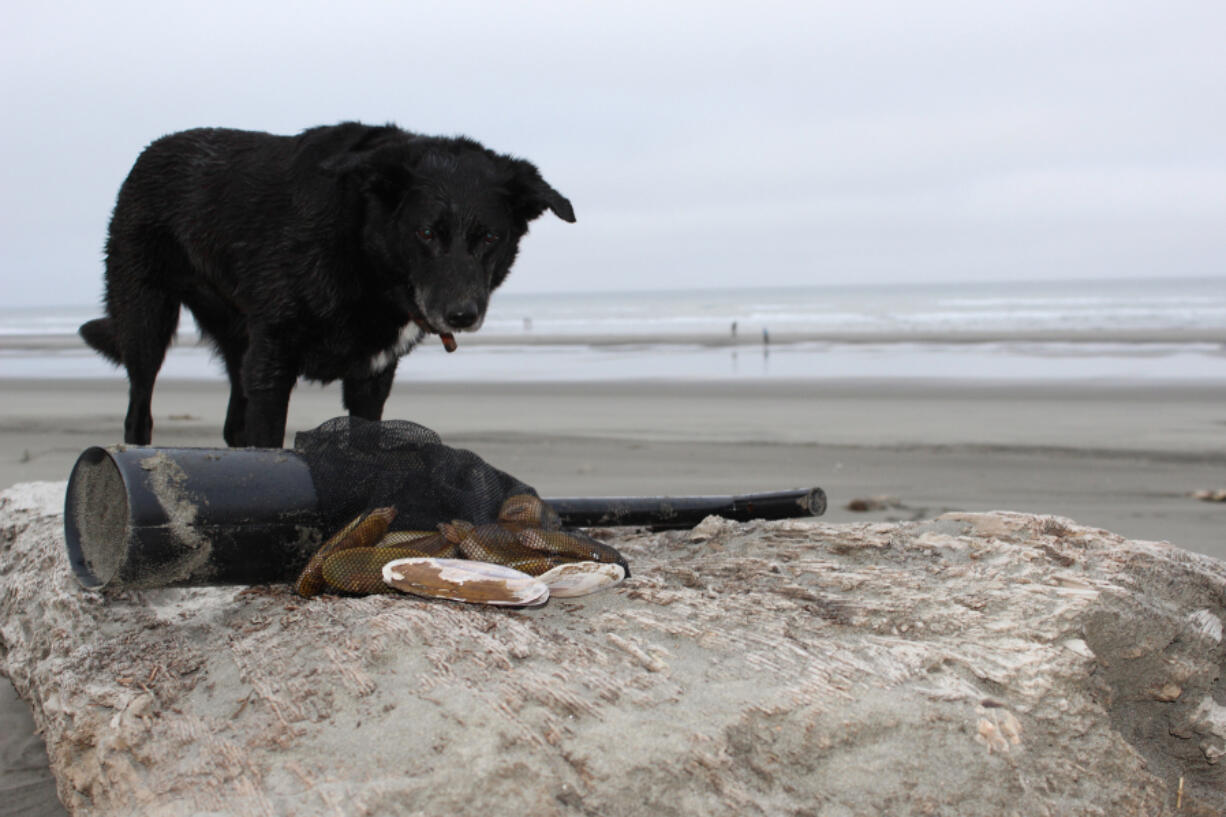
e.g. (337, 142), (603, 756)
(505, 158), (576, 224)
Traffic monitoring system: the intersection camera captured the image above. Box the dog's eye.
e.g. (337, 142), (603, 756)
(417, 227), (434, 242)
(483, 231), (499, 245)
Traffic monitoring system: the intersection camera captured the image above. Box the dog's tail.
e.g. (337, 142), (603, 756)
(79, 318), (122, 364)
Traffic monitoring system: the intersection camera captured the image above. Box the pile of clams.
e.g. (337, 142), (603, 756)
(294, 495), (629, 606)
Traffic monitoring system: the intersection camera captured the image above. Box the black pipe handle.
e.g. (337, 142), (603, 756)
(547, 487), (826, 529)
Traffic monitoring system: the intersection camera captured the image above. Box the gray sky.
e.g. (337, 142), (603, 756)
(3, 0), (1224, 306)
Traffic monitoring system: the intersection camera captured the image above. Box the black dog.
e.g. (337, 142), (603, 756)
(81, 123), (574, 447)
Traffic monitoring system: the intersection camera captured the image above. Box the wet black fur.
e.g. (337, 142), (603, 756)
(81, 123), (574, 447)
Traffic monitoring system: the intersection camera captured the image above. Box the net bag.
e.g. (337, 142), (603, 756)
(291, 417), (630, 597)
(295, 416), (538, 535)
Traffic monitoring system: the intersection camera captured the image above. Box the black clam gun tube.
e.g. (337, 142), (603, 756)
(546, 488), (827, 529)
(64, 446), (324, 591)
(63, 446), (827, 591)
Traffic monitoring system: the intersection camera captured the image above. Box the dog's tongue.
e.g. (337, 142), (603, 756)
(413, 317), (458, 353)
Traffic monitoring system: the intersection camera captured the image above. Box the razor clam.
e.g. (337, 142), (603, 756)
(295, 506), (397, 597)
(535, 561), (626, 598)
(451, 521), (568, 575)
(382, 557), (550, 607)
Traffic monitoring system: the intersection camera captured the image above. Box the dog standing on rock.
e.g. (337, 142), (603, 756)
(81, 122), (574, 447)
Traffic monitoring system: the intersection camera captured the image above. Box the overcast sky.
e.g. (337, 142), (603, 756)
(3, 0), (1223, 306)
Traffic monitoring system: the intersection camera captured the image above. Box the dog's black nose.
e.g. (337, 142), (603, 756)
(446, 304), (480, 330)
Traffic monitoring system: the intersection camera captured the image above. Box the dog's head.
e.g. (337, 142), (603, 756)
(323, 132), (574, 338)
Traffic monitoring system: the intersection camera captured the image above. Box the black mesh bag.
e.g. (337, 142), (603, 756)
(291, 416), (633, 598)
(294, 416), (538, 535)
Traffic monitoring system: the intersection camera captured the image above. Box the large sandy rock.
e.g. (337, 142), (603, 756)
(1, 481), (1224, 816)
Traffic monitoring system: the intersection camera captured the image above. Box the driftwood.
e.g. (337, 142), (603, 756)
(2, 481), (1225, 816)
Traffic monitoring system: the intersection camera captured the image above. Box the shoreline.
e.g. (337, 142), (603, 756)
(6, 335), (1226, 388)
(3, 326), (1226, 352)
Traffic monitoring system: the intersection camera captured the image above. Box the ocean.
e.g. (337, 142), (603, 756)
(2, 276), (1223, 383)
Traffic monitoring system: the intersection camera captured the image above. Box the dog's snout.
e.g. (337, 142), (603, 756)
(446, 303), (481, 330)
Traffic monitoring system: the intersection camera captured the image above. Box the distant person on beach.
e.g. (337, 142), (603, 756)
(731, 321), (738, 340)
(762, 328), (770, 345)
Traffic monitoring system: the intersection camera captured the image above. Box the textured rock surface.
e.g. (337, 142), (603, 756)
(2, 481), (1225, 816)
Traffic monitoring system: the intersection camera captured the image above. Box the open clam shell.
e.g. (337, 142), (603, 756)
(382, 557), (549, 607)
(535, 561), (626, 598)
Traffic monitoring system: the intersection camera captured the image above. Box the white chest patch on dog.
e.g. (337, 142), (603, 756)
(369, 323), (423, 374)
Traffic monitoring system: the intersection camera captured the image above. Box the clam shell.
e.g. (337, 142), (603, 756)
(382, 557), (549, 607)
(535, 561), (626, 598)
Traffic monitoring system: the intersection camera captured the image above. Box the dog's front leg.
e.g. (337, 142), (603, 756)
(342, 362), (397, 421)
(241, 333), (299, 448)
